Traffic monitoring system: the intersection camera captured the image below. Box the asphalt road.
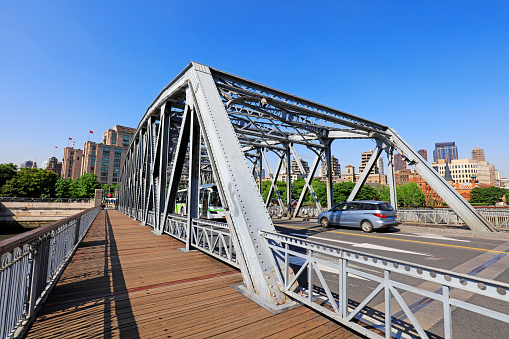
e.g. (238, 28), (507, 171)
(272, 218), (509, 339)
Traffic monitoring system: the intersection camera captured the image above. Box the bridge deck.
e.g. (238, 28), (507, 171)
(26, 209), (361, 338)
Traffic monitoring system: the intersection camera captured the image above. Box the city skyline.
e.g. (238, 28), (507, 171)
(1, 2), (508, 178)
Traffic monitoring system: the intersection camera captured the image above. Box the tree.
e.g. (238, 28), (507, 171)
(55, 177), (73, 198)
(470, 186), (506, 205)
(70, 173), (102, 198)
(0, 168), (57, 198)
(0, 163), (18, 188)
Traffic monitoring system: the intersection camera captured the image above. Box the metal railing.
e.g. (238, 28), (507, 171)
(260, 230), (509, 339)
(145, 212), (239, 268)
(268, 205), (322, 218)
(0, 197), (92, 203)
(0, 206), (100, 339)
(398, 208), (509, 229)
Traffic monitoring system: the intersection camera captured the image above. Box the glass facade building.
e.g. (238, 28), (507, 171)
(433, 142), (458, 163)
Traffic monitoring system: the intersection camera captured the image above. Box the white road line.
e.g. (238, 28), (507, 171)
(290, 233), (431, 256)
(396, 233), (470, 242)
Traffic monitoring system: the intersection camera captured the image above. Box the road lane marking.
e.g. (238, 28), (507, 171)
(290, 233), (431, 256)
(274, 223), (509, 255)
(397, 233), (470, 242)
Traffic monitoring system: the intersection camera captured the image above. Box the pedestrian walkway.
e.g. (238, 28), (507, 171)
(26, 209), (362, 338)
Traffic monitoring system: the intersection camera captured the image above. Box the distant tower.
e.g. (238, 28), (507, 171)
(433, 142), (458, 163)
(20, 160), (34, 168)
(471, 146), (485, 162)
(394, 153), (407, 171)
(418, 149), (428, 162)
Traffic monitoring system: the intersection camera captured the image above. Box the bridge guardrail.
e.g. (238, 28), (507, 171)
(259, 230), (509, 339)
(268, 206), (322, 218)
(398, 208), (509, 229)
(146, 212), (239, 268)
(0, 206), (100, 339)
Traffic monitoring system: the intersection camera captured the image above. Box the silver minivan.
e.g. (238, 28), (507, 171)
(318, 201), (399, 232)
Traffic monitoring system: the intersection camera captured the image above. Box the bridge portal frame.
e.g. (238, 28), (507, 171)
(118, 62), (494, 311)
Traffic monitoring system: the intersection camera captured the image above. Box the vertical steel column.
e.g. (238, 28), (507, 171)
(324, 140), (334, 209)
(258, 149), (263, 193)
(186, 108), (200, 251)
(385, 144), (398, 210)
(155, 103), (171, 235)
(263, 150), (285, 209)
(285, 144), (292, 217)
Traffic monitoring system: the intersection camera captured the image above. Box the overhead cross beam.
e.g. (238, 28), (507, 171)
(119, 62), (495, 311)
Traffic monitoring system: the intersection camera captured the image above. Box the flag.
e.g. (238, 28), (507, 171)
(90, 130), (93, 134)
(69, 137), (72, 140)
(55, 146), (58, 148)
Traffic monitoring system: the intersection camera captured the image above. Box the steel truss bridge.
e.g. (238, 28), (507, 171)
(117, 63), (506, 338)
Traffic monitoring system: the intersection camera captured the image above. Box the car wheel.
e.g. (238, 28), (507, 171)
(361, 220), (374, 233)
(320, 217), (331, 228)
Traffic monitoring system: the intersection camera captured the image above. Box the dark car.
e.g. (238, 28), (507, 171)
(318, 201), (399, 232)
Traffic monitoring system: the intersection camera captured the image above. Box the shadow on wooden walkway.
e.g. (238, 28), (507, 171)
(26, 209), (362, 338)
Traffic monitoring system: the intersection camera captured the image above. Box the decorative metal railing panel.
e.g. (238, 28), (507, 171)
(191, 219), (239, 268)
(260, 230), (509, 339)
(398, 208), (509, 229)
(141, 212), (238, 268)
(0, 206), (100, 339)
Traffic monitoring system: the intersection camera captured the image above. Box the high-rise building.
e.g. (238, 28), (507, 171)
(62, 147), (83, 180)
(394, 153), (407, 171)
(20, 160), (34, 168)
(418, 149), (428, 162)
(359, 150), (379, 175)
(319, 155), (341, 180)
(471, 146), (485, 162)
(81, 125), (136, 185)
(378, 157), (384, 175)
(46, 157), (62, 177)
(433, 142), (458, 163)
(291, 158), (310, 178)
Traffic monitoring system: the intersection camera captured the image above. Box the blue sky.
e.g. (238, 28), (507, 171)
(1, 1), (508, 177)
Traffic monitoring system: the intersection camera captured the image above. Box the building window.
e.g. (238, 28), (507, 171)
(102, 162), (109, 167)
(102, 157), (109, 162)
(102, 167), (109, 172)
(101, 172), (108, 177)
(114, 149), (122, 158)
(114, 163), (120, 168)
(101, 177), (107, 182)
(91, 166), (94, 171)
(114, 158), (121, 163)
(92, 151), (96, 156)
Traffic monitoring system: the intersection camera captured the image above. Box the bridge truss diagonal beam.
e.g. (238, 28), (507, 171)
(118, 61), (495, 313)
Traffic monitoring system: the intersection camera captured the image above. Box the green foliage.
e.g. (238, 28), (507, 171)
(102, 184), (118, 197)
(70, 173), (102, 198)
(469, 186), (507, 205)
(396, 181), (425, 207)
(332, 181), (355, 204)
(55, 177), (73, 198)
(0, 163), (18, 188)
(0, 168), (57, 197)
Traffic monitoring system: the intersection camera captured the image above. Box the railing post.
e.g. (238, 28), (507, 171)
(443, 285), (452, 339)
(26, 246), (39, 321)
(384, 270), (392, 339)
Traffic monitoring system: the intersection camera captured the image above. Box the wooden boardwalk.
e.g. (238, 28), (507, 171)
(26, 210), (362, 338)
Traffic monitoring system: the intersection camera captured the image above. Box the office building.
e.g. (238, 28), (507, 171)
(81, 125), (136, 185)
(432, 158), (494, 186)
(471, 146), (485, 162)
(394, 153), (407, 171)
(62, 147), (83, 180)
(433, 142), (458, 163)
(20, 160), (34, 168)
(418, 149), (428, 162)
(319, 155), (341, 180)
(359, 150), (380, 175)
(291, 158), (310, 178)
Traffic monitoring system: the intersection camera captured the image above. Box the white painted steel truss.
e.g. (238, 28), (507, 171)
(118, 62), (495, 310)
(260, 230), (509, 339)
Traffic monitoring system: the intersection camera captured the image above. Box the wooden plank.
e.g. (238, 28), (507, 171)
(26, 209), (360, 338)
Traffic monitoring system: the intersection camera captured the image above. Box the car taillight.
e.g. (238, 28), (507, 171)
(373, 213), (388, 218)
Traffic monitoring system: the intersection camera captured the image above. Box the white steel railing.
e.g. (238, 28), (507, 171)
(145, 212), (239, 268)
(259, 230), (509, 339)
(398, 208), (509, 229)
(0, 206), (100, 339)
